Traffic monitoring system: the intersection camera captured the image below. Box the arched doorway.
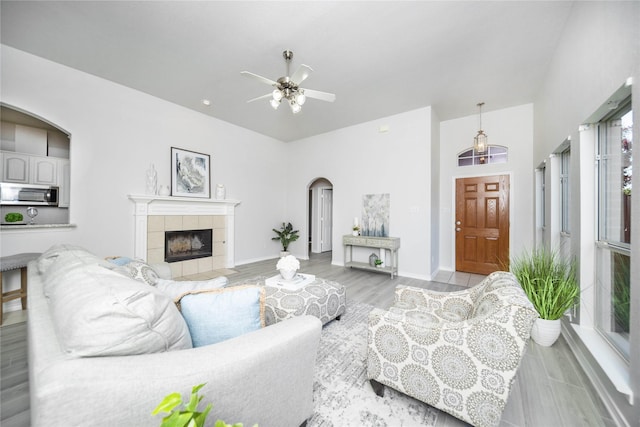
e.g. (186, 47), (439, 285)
(1, 104), (71, 221)
(307, 178), (333, 257)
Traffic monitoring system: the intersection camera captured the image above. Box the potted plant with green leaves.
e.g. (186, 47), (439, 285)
(272, 222), (300, 257)
(152, 383), (256, 427)
(511, 247), (579, 346)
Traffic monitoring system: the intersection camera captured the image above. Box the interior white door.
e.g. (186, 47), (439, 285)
(321, 188), (333, 252)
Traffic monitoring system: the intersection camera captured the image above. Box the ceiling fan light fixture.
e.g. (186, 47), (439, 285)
(241, 50), (335, 114)
(474, 102), (488, 154)
(296, 91), (306, 106)
(290, 100), (302, 114)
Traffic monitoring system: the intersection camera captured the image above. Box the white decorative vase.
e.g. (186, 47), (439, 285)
(279, 269), (297, 281)
(352, 230), (359, 236)
(530, 318), (561, 347)
(146, 164), (157, 195)
(215, 184), (226, 200)
(158, 185), (170, 196)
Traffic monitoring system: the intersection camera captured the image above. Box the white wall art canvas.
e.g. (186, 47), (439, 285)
(362, 193), (390, 237)
(171, 147), (211, 198)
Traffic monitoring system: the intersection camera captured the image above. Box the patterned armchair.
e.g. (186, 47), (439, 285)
(366, 271), (538, 427)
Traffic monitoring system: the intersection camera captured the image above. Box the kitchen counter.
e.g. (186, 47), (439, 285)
(0, 223), (76, 231)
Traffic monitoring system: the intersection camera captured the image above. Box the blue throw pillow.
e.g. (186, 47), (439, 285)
(178, 285), (265, 347)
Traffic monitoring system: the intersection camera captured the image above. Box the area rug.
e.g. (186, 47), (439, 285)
(308, 301), (439, 427)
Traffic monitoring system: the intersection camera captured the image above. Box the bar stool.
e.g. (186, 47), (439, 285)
(0, 253), (41, 325)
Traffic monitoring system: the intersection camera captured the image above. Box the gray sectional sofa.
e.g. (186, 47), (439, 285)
(28, 244), (322, 427)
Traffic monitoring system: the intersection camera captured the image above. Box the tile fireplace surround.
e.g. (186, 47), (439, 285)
(128, 195), (240, 278)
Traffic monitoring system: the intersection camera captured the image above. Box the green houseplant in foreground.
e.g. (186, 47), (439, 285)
(511, 247), (579, 346)
(153, 383), (255, 427)
(272, 222), (300, 253)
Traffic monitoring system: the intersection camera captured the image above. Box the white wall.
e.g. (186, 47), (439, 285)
(0, 46), (287, 266)
(531, 2), (640, 422)
(534, 2), (639, 162)
(439, 104), (535, 272)
(285, 107), (434, 279)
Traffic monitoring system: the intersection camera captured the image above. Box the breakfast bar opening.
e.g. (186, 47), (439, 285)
(164, 229), (212, 263)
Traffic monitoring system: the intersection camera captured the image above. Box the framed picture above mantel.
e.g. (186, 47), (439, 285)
(171, 147), (210, 198)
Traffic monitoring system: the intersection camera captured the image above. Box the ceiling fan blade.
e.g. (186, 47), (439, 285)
(302, 88), (336, 103)
(240, 71), (277, 86)
(290, 64), (313, 85)
(246, 93), (272, 103)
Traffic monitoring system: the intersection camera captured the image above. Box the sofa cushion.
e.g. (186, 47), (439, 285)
(178, 285), (265, 347)
(44, 250), (192, 357)
(156, 276), (228, 301)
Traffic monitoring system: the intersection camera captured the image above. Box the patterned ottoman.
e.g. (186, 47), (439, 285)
(240, 276), (346, 326)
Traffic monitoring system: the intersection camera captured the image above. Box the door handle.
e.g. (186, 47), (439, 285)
(456, 227), (461, 232)
(456, 220), (461, 225)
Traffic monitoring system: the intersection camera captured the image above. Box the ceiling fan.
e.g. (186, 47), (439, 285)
(241, 50), (336, 114)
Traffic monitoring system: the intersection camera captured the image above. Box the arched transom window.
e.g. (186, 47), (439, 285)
(457, 145), (508, 166)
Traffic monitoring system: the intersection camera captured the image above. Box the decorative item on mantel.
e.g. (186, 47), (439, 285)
(352, 217), (360, 236)
(276, 254), (300, 281)
(146, 164), (158, 195)
(158, 185), (171, 196)
(215, 184), (226, 200)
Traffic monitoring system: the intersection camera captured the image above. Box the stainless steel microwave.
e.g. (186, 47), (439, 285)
(0, 182), (59, 206)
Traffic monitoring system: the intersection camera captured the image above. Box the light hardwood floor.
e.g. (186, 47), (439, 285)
(1, 252), (616, 427)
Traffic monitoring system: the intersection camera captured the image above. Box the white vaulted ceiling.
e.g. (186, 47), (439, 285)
(0, 1), (573, 142)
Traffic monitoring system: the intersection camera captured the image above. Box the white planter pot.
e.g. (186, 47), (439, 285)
(279, 269), (297, 281)
(531, 318), (561, 347)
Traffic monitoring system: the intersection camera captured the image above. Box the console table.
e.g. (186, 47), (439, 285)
(343, 235), (400, 278)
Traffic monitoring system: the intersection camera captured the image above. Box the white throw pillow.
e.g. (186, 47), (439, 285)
(45, 250), (192, 357)
(156, 277), (229, 301)
(37, 243), (110, 276)
(115, 261), (160, 286)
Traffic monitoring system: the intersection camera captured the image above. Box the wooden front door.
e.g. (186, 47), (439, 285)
(455, 175), (510, 274)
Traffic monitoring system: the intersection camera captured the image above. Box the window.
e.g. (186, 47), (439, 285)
(596, 97), (632, 360)
(560, 148), (571, 234)
(535, 165), (546, 247)
(457, 145), (508, 166)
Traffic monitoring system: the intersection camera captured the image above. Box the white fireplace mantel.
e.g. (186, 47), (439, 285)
(128, 194), (241, 267)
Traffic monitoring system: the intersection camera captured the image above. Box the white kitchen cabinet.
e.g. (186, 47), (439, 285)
(30, 156), (57, 185)
(2, 152), (30, 183)
(57, 158), (70, 207)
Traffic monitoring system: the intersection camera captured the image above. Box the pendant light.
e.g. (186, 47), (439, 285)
(474, 102), (488, 154)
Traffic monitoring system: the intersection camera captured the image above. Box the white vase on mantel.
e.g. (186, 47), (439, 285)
(145, 164), (157, 195)
(158, 185), (170, 197)
(215, 184), (226, 200)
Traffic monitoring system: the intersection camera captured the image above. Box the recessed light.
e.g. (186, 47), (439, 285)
(201, 99), (211, 106)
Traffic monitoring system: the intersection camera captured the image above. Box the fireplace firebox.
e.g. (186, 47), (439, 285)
(165, 229), (213, 263)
